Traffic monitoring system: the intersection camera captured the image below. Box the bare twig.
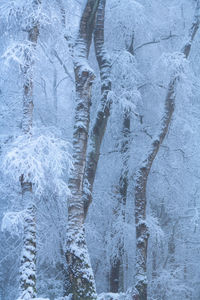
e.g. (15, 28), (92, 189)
(134, 34), (178, 52)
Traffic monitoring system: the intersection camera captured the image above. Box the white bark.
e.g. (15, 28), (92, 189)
(19, 1), (40, 298)
(83, 0), (112, 219)
(133, 2), (200, 299)
(66, 1), (100, 299)
(19, 205), (36, 299)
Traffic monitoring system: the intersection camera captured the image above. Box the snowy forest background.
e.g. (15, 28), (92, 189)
(1, 0), (200, 299)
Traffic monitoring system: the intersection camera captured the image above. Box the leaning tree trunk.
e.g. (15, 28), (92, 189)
(133, 2), (200, 299)
(65, 1), (100, 299)
(110, 111), (130, 293)
(83, 0), (112, 219)
(19, 1), (40, 298)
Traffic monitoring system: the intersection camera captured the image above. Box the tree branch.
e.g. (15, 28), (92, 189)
(134, 33), (178, 53)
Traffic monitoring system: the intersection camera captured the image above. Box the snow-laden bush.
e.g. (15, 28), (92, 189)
(106, 213), (134, 264)
(159, 52), (188, 76)
(0, 0), (50, 28)
(150, 50), (197, 104)
(111, 50), (142, 115)
(149, 268), (193, 300)
(153, 52), (195, 91)
(2, 130), (73, 196)
(146, 214), (164, 242)
(1, 211), (24, 236)
(2, 41), (37, 67)
(152, 51), (189, 81)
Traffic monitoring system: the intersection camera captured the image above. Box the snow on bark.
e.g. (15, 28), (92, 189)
(22, 0), (41, 135)
(133, 2), (200, 299)
(18, 1), (41, 298)
(66, 226), (97, 299)
(110, 112), (130, 293)
(83, 0), (112, 219)
(19, 205), (37, 299)
(66, 1), (100, 299)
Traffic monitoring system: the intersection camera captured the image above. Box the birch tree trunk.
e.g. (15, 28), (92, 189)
(66, 1), (100, 299)
(19, 1), (40, 298)
(109, 34), (134, 293)
(19, 203), (37, 299)
(110, 112), (130, 293)
(83, 0), (112, 219)
(133, 2), (200, 299)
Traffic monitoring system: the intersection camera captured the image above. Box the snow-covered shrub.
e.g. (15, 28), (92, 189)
(111, 50), (142, 115)
(153, 51), (195, 92)
(149, 268), (193, 300)
(146, 214), (164, 243)
(2, 129), (72, 196)
(1, 211), (24, 236)
(0, 0), (50, 28)
(2, 41), (37, 67)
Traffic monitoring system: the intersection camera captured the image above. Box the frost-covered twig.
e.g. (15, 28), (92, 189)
(53, 49), (74, 83)
(134, 33), (178, 53)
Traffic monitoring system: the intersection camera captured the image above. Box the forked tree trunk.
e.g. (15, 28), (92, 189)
(83, 0), (112, 219)
(110, 112), (130, 293)
(133, 2), (200, 299)
(19, 1), (40, 298)
(66, 1), (100, 299)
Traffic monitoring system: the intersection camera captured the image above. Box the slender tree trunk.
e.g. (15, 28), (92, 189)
(19, 202), (37, 299)
(53, 68), (58, 124)
(22, 0), (41, 134)
(65, 1), (100, 299)
(168, 223), (176, 267)
(110, 260), (120, 293)
(19, 1), (40, 298)
(151, 242), (157, 280)
(110, 31), (134, 293)
(110, 112), (130, 293)
(183, 246), (190, 299)
(83, 0), (112, 219)
(133, 2), (200, 299)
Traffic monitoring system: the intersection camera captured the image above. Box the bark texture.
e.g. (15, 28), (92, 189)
(22, 0), (40, 134)
(133, 2), (200, 299)
(19, 1), (40, 298)
(83, 0), (112, 219)
(19, 203), (36, 299)
(110, 112), (130, 293)
(66, 1), (100, 299)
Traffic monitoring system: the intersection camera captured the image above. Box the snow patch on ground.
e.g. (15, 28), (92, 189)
(98, 293), (126, 300)
(17, 298), (49, 300)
